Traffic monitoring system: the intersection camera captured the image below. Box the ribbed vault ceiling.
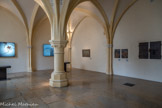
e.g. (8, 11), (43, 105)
(0, 0), (100, 30)
(0, 0), (137, 33)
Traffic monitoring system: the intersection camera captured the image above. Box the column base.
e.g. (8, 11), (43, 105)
(27, 68), (33, 72)
(106, 70), (113, 75)
(107, 73), (113, 75)
(49, 73), (68, 87)
(49, 79), (68, 87)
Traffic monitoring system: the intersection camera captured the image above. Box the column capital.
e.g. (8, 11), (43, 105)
(107, 44), (113, 48)
(27, 46), (32, 48)
(49, 40), (68, 48)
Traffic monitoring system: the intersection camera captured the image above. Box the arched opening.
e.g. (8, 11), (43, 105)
(31, 7), (54, 71)
(0, 6), (27, 73)
(65, 1), (108, 74)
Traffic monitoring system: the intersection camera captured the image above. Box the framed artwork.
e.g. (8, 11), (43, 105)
(114, 49), (120, 58)
(139, 42), (149, 59)
(122, 49), (128, 58)
(0, 42), (15, 57)
(150, 41), (161, 59)
(82, 49), (90, 57)
(43, 44), (54, 57)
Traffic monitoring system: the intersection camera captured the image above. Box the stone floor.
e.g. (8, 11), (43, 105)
(0, 68), (162, 108)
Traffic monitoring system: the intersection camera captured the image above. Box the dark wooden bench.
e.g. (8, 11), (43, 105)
(0, 66), (11, 80)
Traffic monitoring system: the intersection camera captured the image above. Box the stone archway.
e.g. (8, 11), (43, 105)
(65, 0), (110, 74)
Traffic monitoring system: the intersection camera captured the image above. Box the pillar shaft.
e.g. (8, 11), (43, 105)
(28, 46), (32, 72)
(54, 47), (64, 73)
(49, 40), (68, 87)
(69, 47), (72, 71)
(108, 44), (113, 75)
(67, 42), (72, 71)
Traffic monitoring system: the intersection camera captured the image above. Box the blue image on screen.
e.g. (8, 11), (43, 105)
(0, 42), (15, 57)
(43, 44), (54, 56)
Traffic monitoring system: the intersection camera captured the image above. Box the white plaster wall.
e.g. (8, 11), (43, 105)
(0, 7), (27, 73)
(114, 0), (162, 82)
(72, 17), (108, 73)
(32, 19), (54, 71)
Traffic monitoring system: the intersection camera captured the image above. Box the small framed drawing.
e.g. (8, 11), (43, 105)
(122, 49), (128, 58)
(43, 44), (54, 57)
(114, 49), (120, 58)
(82, 49), (90, 57)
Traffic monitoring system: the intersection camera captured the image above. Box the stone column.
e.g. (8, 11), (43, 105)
(108, 44), (113, 75)
(69, 47), (72, 71)
(49, 40), (68, 87)
(67, 42), (72, 71)
(27, 46), (32, 72)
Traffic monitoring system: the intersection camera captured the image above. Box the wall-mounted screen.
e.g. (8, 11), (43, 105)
(139, 42), (149, 59)
(0, 42), (15, 57)
(43, 44), (54, 56)
(150, 41), (161, 59)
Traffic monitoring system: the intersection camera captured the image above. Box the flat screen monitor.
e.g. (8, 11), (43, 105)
(0, 42), (15, 57)
(43, 44), (54, 56)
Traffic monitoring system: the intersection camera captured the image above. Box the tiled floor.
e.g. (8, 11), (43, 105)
(0, 68), (162, 108)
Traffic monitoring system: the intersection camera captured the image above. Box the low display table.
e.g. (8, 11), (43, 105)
(0, 66), (11, 80)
